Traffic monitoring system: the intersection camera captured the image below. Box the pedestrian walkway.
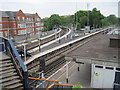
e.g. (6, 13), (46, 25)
(47, 62), (91, 88)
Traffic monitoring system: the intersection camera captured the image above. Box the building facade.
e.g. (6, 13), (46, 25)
(0, 10), (44, 38)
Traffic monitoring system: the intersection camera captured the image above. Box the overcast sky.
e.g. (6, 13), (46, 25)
(0, 0), (119, 18)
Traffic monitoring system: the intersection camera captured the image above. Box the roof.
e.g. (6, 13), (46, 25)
(0, 11), (18, 20)
(5, 11), (18, 19)
(0, 11), (9, 17)
(66, 30), (120, 67)
(24, 13), (35, 17)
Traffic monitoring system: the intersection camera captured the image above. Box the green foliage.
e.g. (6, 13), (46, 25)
(106, 15), (118, 25)
(72, 82), (84, 90)
(42, 8), (118, 30)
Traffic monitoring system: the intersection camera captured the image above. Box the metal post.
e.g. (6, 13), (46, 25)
(66, 61), (69, 83)
(38, 39), (41, 51)
(24, 43), (26, 61)
(26, 29), (27, 40)
(65, 35), (67, 40)
(59, 32), (60, 43)
(41, 71), (44, 79)
(71, 34), (73, 39)
(38, 29), (41, 51)
(55, 29), (57, 39)
(78, 63), (80, 71)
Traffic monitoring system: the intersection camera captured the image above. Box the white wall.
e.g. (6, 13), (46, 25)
(91, 64), (117, 88)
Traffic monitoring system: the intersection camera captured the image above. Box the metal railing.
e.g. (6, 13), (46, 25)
(0, 37), (29, 89)
(28, 77), (59, 89)
(46, 83), (73, 90)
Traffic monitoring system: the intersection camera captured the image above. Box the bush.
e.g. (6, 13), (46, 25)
(72, 82), (84, 90)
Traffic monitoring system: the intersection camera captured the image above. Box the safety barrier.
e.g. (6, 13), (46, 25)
(28, 77), (59, 89)
(0, 37), (29, 89)
(46, 83), (73, 90)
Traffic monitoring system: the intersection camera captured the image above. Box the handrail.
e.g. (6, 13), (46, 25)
(0, 37), (29, 88)
(28, 77), (59, 82)
(46, 83), (73, 90)
(8, 39), (27, 71)
(7, 46), (24, 80)
(46, 83), (55, 90)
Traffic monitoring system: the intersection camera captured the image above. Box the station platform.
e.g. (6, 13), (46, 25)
(48, 62), (91, 88)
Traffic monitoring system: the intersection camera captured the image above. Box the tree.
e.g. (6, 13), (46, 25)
(89, 8), (104, 28)
(80, 16), (88, 28)
(42, 7), (117, 31)
(48, 14), (62, 30)
(42, 17), (49, 31)
(106, 15), (118, 25)
(101, 18), (110, 27)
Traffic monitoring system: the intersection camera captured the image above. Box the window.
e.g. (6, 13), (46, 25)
(0, 24), (2, 30)
(36, 18), (40, 21)
(105, 67), (114, 70)
(95, 65), (103, 68)
(36, 23), (40, 26)
(4, 31), (8, 36)
(17, 17), (20, 21)
(0, 17), (2, 22)
(26, 18), (28, 21)
(22, 17), (25, 21)
(13, 23), (16, 27)
(18, 23), (26, 28)
(0, 32), (3, 37)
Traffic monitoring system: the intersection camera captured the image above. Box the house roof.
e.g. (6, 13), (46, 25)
(5, 11), (18, 20)
(24, 13), (35, 17)
(0, 11), (18, 20)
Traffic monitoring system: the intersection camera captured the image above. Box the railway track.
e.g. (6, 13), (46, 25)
(16, 28), (69, 51)
(25, 27), (113, 79)
(45, 56), (66, 78)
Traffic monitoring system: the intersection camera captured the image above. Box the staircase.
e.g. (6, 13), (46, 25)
(0, 53), (24, 89)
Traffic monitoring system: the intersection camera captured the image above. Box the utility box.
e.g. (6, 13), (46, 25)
(91, 64), (120, 88)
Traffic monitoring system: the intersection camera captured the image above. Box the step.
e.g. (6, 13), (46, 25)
(0, 66), (14, 71)
(0, 58), (11, 61)
(0, 76), (20, 83)
(15, 86), (24, 90)
(1, 79), (21, 87)
(5, 83), (23, 89)
(0, 63), (13, 68)
(0, 52), (10, 61)
(0, 72), (17, 79)
(0, 69), (16, 75)
(0, 60), (11, 64)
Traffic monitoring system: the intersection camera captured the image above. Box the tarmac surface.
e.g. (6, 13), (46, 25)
(48, 61), (91, 88)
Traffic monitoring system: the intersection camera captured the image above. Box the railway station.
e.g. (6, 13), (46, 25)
(0, 1), (119, 89)
(1, 25), (119, 89)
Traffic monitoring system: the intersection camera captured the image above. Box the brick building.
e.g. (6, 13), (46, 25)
(0, 10), (44, 38)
